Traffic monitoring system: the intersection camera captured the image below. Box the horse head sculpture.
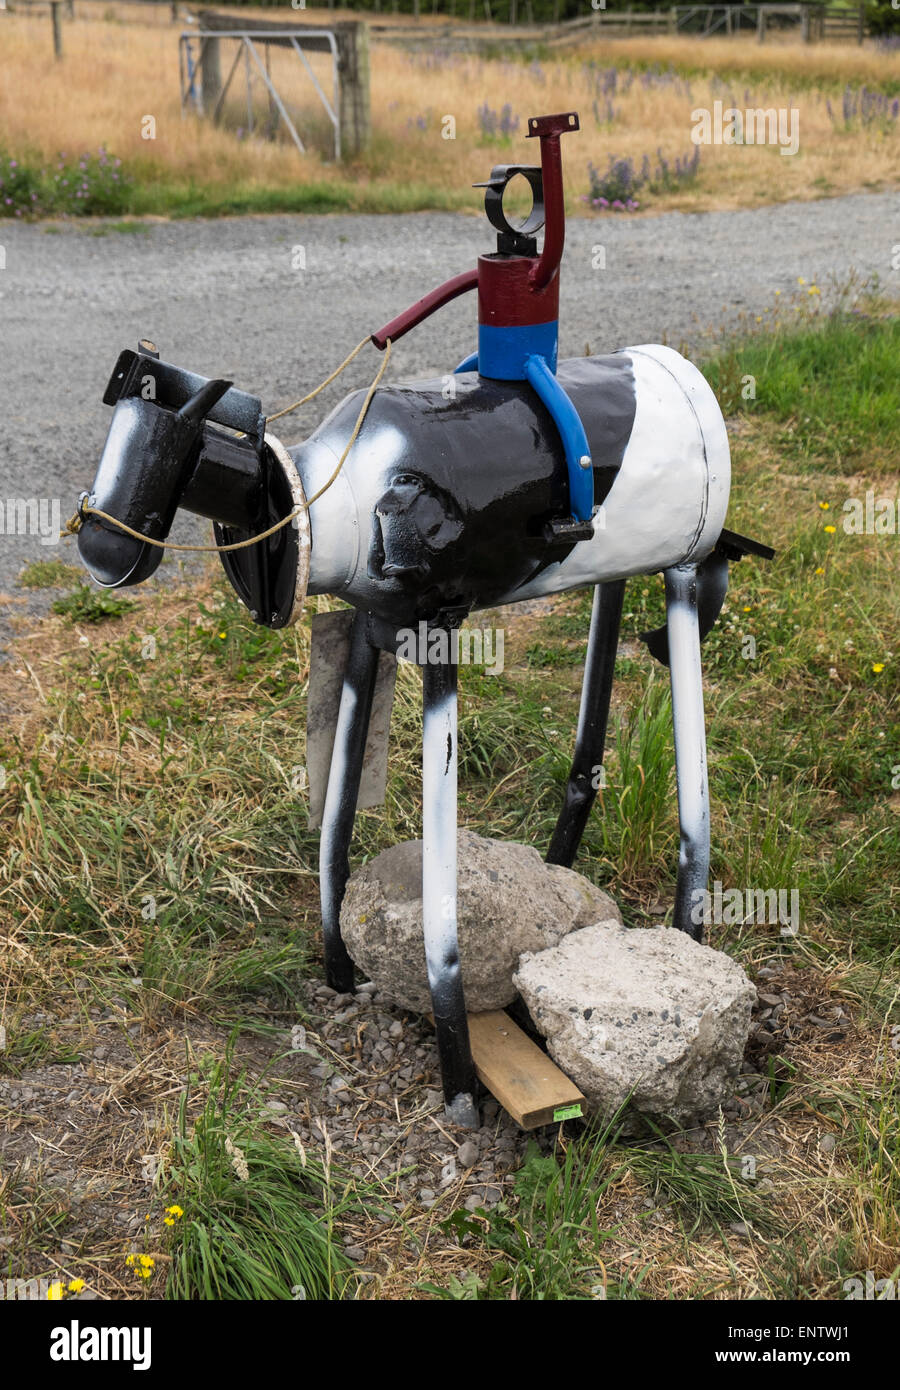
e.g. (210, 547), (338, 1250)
(76, 112), (772, 1128)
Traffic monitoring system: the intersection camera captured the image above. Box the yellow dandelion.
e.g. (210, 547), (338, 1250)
(47, 1282), (65, 1301)
(872, 663), (885, 674)
(125, 1254), (138, 1268)
(139, 1255), (155, 1269)
(774, 289), (782, 296)
(68, 1278), (86, 1294)
(797, 276), (806, 285)
(819, 501), (830, 510)
(137, 1268), (152, 1280)
(815, 567), (825, 576)
(742, 605), (751, 613)
(218, 631), (227, 640)
(165, 1204), (184, 1218)
(808, 286), (821, 295)
(755, 315), (762, 323)
(824, 525), (836, 534)
(164, 1217), (174, 1226)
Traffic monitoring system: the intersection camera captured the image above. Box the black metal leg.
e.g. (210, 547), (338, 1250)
(547, 579), (625, 868)
(664, 563), (710, 942)
(422, 652), (479, 1128)
(319, 611), (380, 992)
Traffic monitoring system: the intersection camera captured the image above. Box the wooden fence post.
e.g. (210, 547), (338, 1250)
(199, 35), (222, 115)
(756, 5), (765, 43)
(51, 1), (63, 59)
(337, 22), (371, 158)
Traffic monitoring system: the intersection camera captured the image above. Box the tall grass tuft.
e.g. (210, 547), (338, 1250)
(163, 1040), (369, 1300)
(589, 677), (677, 880)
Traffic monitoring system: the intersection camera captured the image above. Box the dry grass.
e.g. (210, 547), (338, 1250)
(1, 7), (898, 214)
(578, 31), (900, 88)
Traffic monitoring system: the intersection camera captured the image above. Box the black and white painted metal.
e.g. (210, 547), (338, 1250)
(73, 114), (773, 1128)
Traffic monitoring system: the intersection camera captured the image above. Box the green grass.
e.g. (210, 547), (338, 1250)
(52, 584), (137, 623)
(160, 1040), (370, 1300)
(422, 1125), (647, 1301)
(89, 221), (151, 237)
(703, 292), (900, 472)
(626, 1124), (777, 1241)
(0, 1022), (81, 1078)
(17, 559), (84, 590)
(125, 178), (472, 221)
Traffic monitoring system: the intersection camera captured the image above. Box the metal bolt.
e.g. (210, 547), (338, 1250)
(579, 454), (592, 470)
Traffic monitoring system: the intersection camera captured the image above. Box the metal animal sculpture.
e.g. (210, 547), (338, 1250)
(74, 112), (771, 1128)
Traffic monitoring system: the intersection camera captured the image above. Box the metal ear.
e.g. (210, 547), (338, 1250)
(640, 550), (730, 667)
(177, 377), (232, 426)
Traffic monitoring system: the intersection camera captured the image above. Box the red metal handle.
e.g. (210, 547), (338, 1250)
(526, 111), (579, 293)
(371, 269), (479, 351)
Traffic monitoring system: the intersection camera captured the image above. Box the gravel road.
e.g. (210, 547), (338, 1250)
(1, 191), (898, 650)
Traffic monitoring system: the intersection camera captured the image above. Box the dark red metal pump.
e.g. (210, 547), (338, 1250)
(372, 112), (595, 533)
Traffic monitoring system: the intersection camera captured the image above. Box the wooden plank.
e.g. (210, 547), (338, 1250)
(467, 1010), (585, 1130)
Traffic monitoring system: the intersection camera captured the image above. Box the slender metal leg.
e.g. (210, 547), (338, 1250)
(319, 611), (380, 992)
(422, 652), (479, 1129)
(665, 563), (710, 942)
(547, 579), (625, 868)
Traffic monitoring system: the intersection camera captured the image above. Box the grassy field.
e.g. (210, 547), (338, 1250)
(0, 6), (898, 217)
(0, 284), (898, 1300)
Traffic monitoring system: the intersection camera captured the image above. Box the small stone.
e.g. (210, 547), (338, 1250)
(418, 1188), (436, 1204)
(757, 992), (784, 1008)
(457, 1140), (478, 1168)
(388, 1021), (403, 1039)
(729, 1221), (751, 1238)
(343, 1245), (366, 1262)
(819, 1133), (836, 1153)
(265, 1100), (288, 1113)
